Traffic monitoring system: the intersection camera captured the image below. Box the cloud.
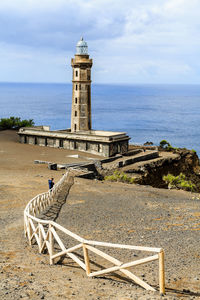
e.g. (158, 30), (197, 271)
(0, 0), (127, 50)
(0, 0), (200, 83)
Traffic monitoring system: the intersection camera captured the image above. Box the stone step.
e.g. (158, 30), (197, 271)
(102, 150), (159, 170)
(122, 149), (143, 156)
(69, 166), (95, 179)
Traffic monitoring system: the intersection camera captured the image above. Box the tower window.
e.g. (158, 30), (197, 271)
(75, 70), (78, 77)
(74, 124), (77, 131)
(87, 70), (90, 80)
(79, 84), (81, 90)
(75, 84), (78, 90)
(75, 111), (77, 117)
(75, 97), (78, 104)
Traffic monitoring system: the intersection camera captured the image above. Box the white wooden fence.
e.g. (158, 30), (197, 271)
(24, 171), (165, 294)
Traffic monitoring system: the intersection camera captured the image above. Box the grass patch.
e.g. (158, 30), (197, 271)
(105, 171), (135, 184)
(163, 173), (196, 192)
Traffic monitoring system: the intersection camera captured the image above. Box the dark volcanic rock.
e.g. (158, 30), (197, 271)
(138, 150), (200, 190)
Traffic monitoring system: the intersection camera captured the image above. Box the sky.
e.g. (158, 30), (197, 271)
(0, 0), (200, 84)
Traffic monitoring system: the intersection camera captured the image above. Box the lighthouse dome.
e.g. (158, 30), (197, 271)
(76, 37), (88, 55)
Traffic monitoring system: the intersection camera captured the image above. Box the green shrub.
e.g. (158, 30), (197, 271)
(168, 145), (178, 151)
(0, 117), (34, 130)
(105, 171), (135, 184)
(191, 149), (196, 153)
(163, 173), (196, 192)
(159, 140), (179, 151)
(159, 140), (171, 149)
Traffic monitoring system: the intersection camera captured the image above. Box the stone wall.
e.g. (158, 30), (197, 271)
(19, 133), (128, 157)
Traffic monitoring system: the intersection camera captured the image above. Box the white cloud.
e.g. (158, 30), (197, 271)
(0, 0), (200, 83)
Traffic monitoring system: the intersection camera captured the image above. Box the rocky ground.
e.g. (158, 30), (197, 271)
(56, 178), (200, 299)
(0, 130), (200, 299)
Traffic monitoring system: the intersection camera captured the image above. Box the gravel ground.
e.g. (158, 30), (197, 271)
(56, 178), (200, 299)
(0, 130), (200, 300)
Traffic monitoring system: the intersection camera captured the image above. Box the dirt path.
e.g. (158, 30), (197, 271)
(0, 130), (200, 299)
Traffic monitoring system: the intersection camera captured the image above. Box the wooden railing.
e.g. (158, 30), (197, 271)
(24, 171), (165, 294)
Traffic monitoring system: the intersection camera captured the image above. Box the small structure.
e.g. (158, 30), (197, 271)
(18, 38), (130, 157)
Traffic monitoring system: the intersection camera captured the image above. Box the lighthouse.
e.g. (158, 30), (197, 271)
(19, 38), (130, 157)
(71, 37), (93, 132)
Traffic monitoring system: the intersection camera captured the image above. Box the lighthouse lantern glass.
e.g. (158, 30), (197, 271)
(76, 38), (88, 55)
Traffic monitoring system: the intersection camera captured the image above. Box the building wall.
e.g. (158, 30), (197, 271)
(71, 55), (92, 132)
(38, 137), (46, 146)
(19, 134), (128, 157)
(63, 140), (70, 149)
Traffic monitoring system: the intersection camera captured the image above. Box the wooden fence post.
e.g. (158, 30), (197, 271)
(39, 224), (42, 253)
(83, 244), (91, 276)
(49, 224), (54, 265)
(24, 213), (27, 238)
(28, 218), (32, 245)
(159, 250), (165, 295)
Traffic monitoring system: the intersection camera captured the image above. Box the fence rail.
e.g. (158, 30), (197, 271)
(24, 171), (165, 294)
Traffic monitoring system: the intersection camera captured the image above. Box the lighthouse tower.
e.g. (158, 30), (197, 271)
(71, 37), (93, 132)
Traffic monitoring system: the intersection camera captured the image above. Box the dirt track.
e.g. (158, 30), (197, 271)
(0, 131), (200, 299)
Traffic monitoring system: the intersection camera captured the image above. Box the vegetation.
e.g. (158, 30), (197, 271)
(159, 140), (171, 149)
(0, 117), (34, 130)
(105, 170), (135, 184)
(144, 141), (153, 146)
(159, 140), (179, 151)
(163, 173), (196, 192)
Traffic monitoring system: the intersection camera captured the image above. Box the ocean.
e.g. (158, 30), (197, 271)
(0, 82), (200, 154)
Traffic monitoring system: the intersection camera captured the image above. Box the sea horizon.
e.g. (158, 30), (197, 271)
(1, 82), (200, 154)
(1, 81), (200, 86)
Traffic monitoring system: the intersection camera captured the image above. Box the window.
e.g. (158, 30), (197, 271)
(87, 70), (90, 80)
(59, 139), (63, 148)
(75, 97), (78, 104)
(34, 137), (37, 145)
(24, 136), (27, 144)
(75, 70), (78, 77)
(45, 138), (48, 146)
(75, 111), (77, 117)
(75, 84), (78, 90)
(74, 124), (77, 131)
(79, 84), (81, 90)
